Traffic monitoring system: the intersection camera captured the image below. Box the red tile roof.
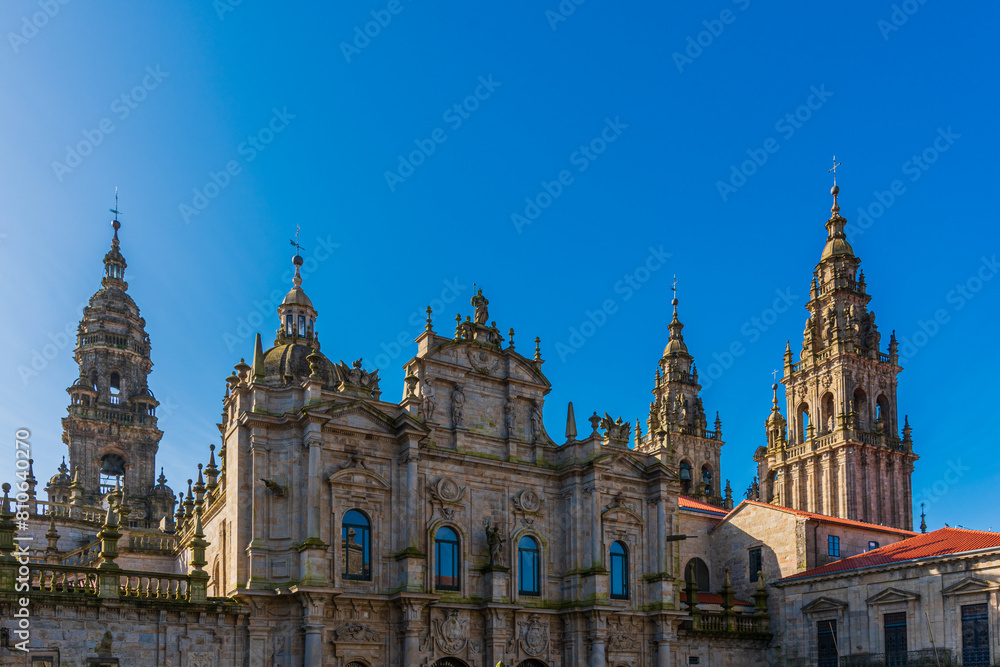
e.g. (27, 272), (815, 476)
(780, 527), (1000, 581)
(732, 500), (918, 537)
(678, 495), (728, 516)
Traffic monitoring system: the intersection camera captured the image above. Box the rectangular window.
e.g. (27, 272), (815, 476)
(869, 540), (879, 551)
(885, 612), (907, 666)
(749, 547), (762, 582)
(962, 604), (990, 667)
(828, 535), (840, 557)
(818, 619), (838, 667)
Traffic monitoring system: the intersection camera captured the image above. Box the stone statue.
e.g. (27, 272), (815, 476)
(504, 398), (517, 438)
(824, 306), (837, 344)
(530, 400), (542, 443)
(421, 378), (437, 422)
(471, 289), (489, 325)
(451, 384), (465, 429)
(485, 520), (505, 567)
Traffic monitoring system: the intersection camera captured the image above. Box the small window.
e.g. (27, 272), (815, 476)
(701, 465), (712, 496)
(285, 313), (293, 335)
(828, 535), (840, 557)
(679, 461), (692, 494)
(869, 540), (879, 551)
(435, 526), (460, 591)
(610, 541), (629, 600)
(297, 314), (305, 337)
(518, 535), (540, 596)
(341, 510), (371, 581)
(109, 372), (121, 404)
(749, 547), (763, 582)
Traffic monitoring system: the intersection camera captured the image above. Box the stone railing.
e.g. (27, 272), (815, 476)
(32, 500), (104, 524)
(67, 405), (155, 426)
(683, 611), (770, 639)
(29, 564), (99, 595)
(14, 562), (200, 603)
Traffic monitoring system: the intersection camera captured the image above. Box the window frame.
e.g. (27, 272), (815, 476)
(749, 547), (763, 582)
(868, 540), (879, 551)
(828, 535), (840, 557)
(434, 526), (461, 592)
(341, 509), (372, 582)
(517, 535), (541, 597)
(609, 540), (629, 600)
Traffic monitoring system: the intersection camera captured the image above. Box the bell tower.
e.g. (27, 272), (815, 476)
(60, 204), (168, 520)
(754, 179), (918, 529)
(644, 284), (727, 507)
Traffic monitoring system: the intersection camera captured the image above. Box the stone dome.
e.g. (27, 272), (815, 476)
(263, 343), (338, 388)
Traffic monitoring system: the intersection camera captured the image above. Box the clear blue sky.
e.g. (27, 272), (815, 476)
(1, 1), (997, 531)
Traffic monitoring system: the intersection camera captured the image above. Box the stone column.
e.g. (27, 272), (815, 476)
(656, 498), (666, 573)
(405, 451), (419, 549)
(590, 485), (601, 569)
(300, 592), (327, 666)
(657, 638), (671, 667)
(306, 437), (322, 539)
(247, 433), (269, 586)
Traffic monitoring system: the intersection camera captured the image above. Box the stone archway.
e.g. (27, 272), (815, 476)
(432, 659), (470, 667)
(516, 660), (548, 667)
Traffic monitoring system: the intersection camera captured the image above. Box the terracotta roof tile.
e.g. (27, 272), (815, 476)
(780, 527), (1000, 581)
(736, 500), (917, 537)
(678, 495), (728, 516)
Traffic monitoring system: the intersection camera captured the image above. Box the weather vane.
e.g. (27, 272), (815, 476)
(290, 225), (304, 255)
(671, 275), (678, 295)
(828, 156), (842, 185)
(110, 186), (121, 221)
(771, 369), (779, 382)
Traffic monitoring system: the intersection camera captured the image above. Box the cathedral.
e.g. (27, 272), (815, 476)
(1, 184), (998, 667)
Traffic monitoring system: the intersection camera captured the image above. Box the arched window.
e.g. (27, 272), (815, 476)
(342, 510), (371, 581)
(876, 395), (890, 430)
(109, 372), (121, 404)
(701, 465), (713, 496)
(679, 461), (693, 494)
(518, 535), (540, 596)
(821, 392), (835, 434)
(99, 454), (125, 495)
(297, 314), (306, 337)
(684, 557), (710, 592)
(285, 313), (293, 336)
(798, 403), (810, 442)
(610, 541), (629, 600)
(853, 388), (868, 430)
(90, 370), (99, 392)
(435, 526), (460, 591)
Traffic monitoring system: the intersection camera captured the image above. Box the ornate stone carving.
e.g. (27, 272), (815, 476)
(530, 400), (543, 443)
(485, 519), (506, 567)
(504, 397), (518, 439)
(518, 614), (548, 656)
(471, 288), (489, 325)
(421, 377), (437, 421)
(429, 477), (465, 519)
(335, 358), (381, 397)
(434, 610), (468, 654)
(467, 348), (502, 376)
(512, 489), (543, 514)
(451, 384), (465, 429)
(333, 622), (381, 643)
(599, 413), (631, 443)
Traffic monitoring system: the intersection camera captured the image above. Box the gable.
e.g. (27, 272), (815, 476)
(801, 596), (848, 613)
(321, 401), (397, 435)
(942, 576), (999, 597)
(866, 587), (920, 605)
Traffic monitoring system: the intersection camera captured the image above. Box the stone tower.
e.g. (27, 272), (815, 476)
(59, 212), (170, 521)
(754, 184), (918, 529)
(647, 288), (727, 507)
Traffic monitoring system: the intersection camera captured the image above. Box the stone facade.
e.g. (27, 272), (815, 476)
(4, 184), (983, 667)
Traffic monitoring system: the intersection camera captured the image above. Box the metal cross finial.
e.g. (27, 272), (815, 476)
(109, 187), (121, 221)
(290, 225), (304, 255)
(771, 369), (779, 382)
(671, 275), (678, 295)
(828, 156), (842, 185)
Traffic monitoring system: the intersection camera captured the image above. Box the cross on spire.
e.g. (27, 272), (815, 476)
(771, 369), (779, 382)
(671, 275), (678, 296)
(828, 156), (842, 185)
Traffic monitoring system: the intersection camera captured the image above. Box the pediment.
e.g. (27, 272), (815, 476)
(328, 466), (391, 490)
(867, 587), (920, 605)
(942, 576), (998, 597)
(801, 596), (848, 613)
(321, 401), (397, 435)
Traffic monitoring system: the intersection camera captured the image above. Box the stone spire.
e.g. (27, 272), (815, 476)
(275, 249), (320, 349)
